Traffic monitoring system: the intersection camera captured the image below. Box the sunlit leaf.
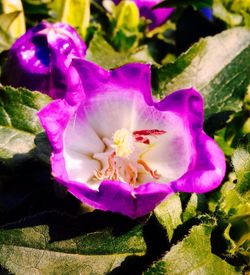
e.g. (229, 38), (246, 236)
(152, 27), (250, 119)
(145, 225), (240, 274)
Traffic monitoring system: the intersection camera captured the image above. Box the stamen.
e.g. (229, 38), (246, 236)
(134, 135), (150, 144)
(133, 129), (166, 145)
(137, 159), (160, 180)
(95, 152), (118, 181)
(94, 128), (165, 184)
(133, 129), (166, 136)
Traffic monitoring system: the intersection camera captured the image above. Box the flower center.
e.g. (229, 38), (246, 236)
(94, 128), (166, 185)
(112, 128), (134, 158)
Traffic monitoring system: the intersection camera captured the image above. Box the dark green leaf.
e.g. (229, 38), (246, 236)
(152, 27), (250, 119)
(0, 85), (51, 162)
(0, 219), (146, 275)
(145, 225), (240, 274)
(182, 194), (206, 222)
(155, 0), (212, 9)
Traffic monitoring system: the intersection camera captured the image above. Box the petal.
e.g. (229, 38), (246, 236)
(135, 0), (174, 29)
(71, 59), (154, 105)
(38, 99), (77, 181)
(156, 88), (226, 193)
(62, 179), (173, 218)
(171, 132), (226, 193)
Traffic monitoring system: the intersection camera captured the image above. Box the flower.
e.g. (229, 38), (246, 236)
(112, 0), (174, 29)
(38, 60), (226, 218)
(1, 21), (86, 99)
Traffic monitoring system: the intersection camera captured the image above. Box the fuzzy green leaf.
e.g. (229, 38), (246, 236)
(145, 225), (240, 274)
(0, 85), (51, 162)
(153, 27), (250, 119)
(154, 193), (182, 240)
(232, 148), (250, 195)
(0, 221), (146, 275)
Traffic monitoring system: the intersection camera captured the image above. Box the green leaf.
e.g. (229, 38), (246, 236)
(86, 32), (154, 69)
(0, 219), (146, 275)
(0, 28), (12, 53)
(217, 180), (250, 257)
(213, 0), (242, 26)
(86, 32), (130, 69)
(0, 11), (20, 32)
(154, 193), (182, 240)
(145, 225), (240, 274)
(232, 148), (250, 195)
(0, 0), (26, 38)
(0, 11), (19, 52)
(0, 85), (51, 162)
(153, 27), (250, 119)
(156, 0), (212, 9)
(182, 194), (206, 222)
(49, 0), (90, 37)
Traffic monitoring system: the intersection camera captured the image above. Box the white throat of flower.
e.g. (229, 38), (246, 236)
(93, 128), (166, 185)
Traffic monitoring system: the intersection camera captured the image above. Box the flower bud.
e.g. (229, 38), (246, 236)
(114, 1), (140, 30)
(1, 21), (86, 99)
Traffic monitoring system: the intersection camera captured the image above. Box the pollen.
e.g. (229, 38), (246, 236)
(112, 128), (134, 158)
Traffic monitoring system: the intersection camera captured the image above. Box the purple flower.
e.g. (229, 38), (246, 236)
(1, 21), (86, 99)
(113, 0), (174, 29)
(38, 60), (226, 218)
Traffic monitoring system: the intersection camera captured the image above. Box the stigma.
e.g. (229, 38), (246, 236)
(112, 128), (135, 158)
(94, 128), (166, 185)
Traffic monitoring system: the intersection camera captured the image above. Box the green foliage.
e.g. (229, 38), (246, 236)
(145, 225), (240, 274)
(207, 148), (250, 260)
(0, 11), (19, 52)
(156, 0), (213, 9)
(0, 0), (26, 38)
(213, 0), (242, 26)
(0, 219), (146, 274)
(154, 193), (182, 240)
(232, 148), (250, 195)
(49, 0), (90, 37)
(182, 194), (206, 222)
(0, 1), (249, 273)
(86, 32), (154, 69)
(152, 27), (250, 119)
(0, 85), (51, 162)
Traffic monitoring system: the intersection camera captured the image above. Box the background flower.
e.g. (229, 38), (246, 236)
(38, 60), (226, 218)
(1, 21), (86, 99)
(112, 0), (174, 29)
